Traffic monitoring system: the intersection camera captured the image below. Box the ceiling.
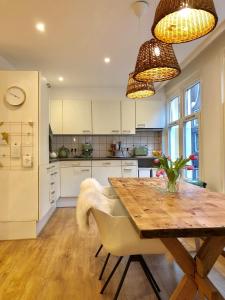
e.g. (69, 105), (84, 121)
(0, 0), (224, 88)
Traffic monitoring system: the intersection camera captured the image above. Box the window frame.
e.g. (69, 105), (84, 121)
(166, 79), (202, 180)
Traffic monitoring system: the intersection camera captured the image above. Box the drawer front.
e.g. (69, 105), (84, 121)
(122, 166), (138, 178)
(122, 160), (138, 166)
(60, 161), (91, 168)
(92, 160), (121, 167)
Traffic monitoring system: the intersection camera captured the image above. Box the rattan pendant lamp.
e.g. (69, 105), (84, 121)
(134, 38), (181, 82)
(126, 72), (155, 99)
(126, 0), (155, 99)
(152, 0), (218, 44)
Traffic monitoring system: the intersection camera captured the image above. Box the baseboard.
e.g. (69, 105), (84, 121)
(0, 221), (37, 240)
(36, 206), (56, 236)
(56, 197), (76, 207)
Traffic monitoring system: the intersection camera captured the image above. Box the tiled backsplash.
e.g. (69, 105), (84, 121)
(52, 131), (162, 158)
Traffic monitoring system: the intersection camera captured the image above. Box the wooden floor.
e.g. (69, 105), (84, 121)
(0, 208), (224, 300)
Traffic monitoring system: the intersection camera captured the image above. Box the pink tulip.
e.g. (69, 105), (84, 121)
(154, 159), (160, 164)
(167, 156), (171, 161)
(156, 169), (165, 177)
(186, 165), (194, 171)
(189, 154), (198, 161)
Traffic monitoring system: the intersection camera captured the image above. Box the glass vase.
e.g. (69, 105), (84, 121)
(167, 180), (178, 193)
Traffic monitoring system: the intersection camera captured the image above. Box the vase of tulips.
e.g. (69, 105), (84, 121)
(153, 151), (197, 193)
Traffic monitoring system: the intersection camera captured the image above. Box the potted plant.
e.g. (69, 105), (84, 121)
(153, 151), (197, 193)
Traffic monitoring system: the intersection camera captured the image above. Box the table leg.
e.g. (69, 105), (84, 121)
(161, 237), (225, 300)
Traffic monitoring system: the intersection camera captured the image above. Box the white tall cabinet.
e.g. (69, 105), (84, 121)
(63, 100), (92, 134)
(121, 101), (136, 134)
(0, 71), (51, 240)
(92, 101), (121, 134)
(50, 99), (63, 134)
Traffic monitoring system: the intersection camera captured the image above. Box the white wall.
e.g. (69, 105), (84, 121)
(50, 86), (165, 102)
(165, 30), (225, 192)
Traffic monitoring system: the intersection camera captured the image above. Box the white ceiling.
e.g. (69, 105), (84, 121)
(0, 0), (224, 88)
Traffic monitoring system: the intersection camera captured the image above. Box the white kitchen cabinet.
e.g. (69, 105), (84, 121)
(50, 100), (63, 134)
(92, 101), (121, 134)
(121, 101), (136, 134)
(122, 166), (138, 177)
(136, 100), (165, 129)
(92, 160), (122, 186)
(63, 100), (92, 134)
(39, 163), (60, 220)
(138, 168), (151, 178)
(60, 161), (91, 197)
(121, 160), (138, 177)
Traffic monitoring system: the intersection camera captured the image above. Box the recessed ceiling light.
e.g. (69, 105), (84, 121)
(35, 22), (45, 32)
(58, 76), (64, 82)
(104, 57), (111, 64)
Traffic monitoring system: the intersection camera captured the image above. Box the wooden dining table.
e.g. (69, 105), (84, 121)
(109, 177), (225, 300)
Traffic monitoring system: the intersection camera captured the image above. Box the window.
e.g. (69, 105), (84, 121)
(169, 97), (180, 123)
(167, 81), (201, 180)
(169, 125), (179, 161)
(184, 119), (199, 180)
(184, 82), (200, 116)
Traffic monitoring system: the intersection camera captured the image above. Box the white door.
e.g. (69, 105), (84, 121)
(63, 100), (92, 134)
(136, 100), (165, 129)
(60, 167), (91, 197)
(122, 166), (138, 178)
(92, 166), (122, 186)
(50, 100), (63, 134)
(92, 101), (121, 134)
(121, 101), (136, 134)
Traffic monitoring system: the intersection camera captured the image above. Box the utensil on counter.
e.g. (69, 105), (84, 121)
(58, 145), (70, 158)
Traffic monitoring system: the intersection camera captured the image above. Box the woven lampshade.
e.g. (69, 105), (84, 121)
(126, 72), (155, 99)
(134, 39), (181, 83)
(152, 0), (218, 44)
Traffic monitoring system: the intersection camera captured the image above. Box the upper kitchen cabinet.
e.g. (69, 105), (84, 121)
(121, 101), (136, 134)
(63, 100), (92, 134)
(136, 100), (165, 129)
(92, 101), (121, 134)
(50, 100), (63, 134)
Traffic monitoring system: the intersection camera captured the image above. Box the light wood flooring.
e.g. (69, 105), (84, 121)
(0, 208), (224, 300)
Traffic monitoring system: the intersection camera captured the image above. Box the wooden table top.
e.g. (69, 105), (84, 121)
(109, 178), (225, 239)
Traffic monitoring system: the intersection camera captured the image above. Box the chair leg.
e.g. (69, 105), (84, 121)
(139, 256), (161, 300)
(95, 244), (103, 257)
(100, 256), (123, 294)
(99, 253), (110, 280)
(112, 256), (132, 300)
(140, 256), (160, 292)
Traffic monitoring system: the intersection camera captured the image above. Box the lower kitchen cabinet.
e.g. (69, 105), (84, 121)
(121, 160), (138, 178)
(60, 161), (91, 197)
(39, 163), (59, 220)
(92, 160), (122, 186)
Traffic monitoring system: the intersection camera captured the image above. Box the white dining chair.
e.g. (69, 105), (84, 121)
(91, 207), (168, 300)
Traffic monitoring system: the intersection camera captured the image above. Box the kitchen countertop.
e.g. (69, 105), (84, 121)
(49, 156), (155, 163)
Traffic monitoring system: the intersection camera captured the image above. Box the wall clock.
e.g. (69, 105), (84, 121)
(6, 86), (26, 106)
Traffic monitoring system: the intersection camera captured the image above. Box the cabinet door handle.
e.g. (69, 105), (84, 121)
(51, 172), (58, 176)
(103, 162), (111, 166)
(123, 130), (131, 133)
(72, 163), (80, 167)
(83, 130), (91, 133)
(123, 168), (133, 171)
(50, 182), (55, 185)
(137, 124), (145, 128)
(51, 191), (56, 195)
(111, 130), (120, 133)
(47, 166), (55, 170)
(81, 169), (90, 172)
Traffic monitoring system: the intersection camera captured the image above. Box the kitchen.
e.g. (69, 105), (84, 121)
(0, 1), (225, 299)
